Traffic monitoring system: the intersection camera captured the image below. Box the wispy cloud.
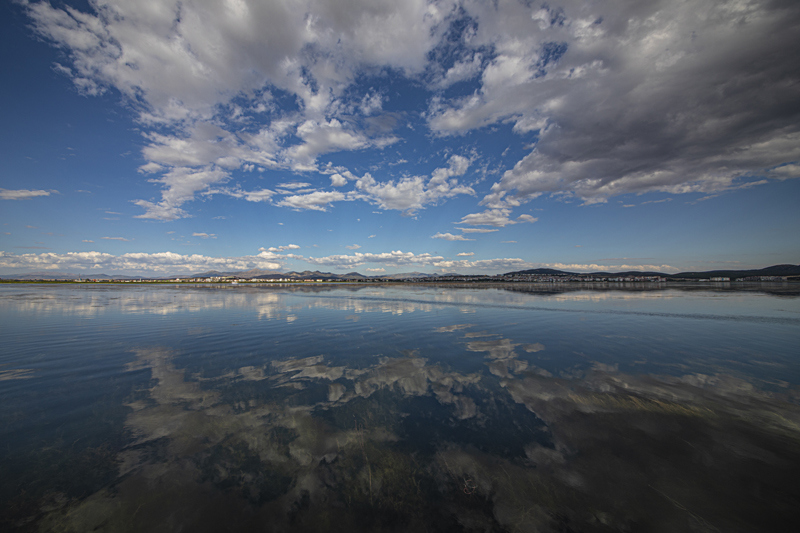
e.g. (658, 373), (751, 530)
(260, 245), (301, 252)
(459, 228), (499, 234)
(431, 232), (474, 241)
(192, 232), (216, 239)
(102, 237), (130, 242)
(537, 263), (680, 273)
(0, 188), (56, 200)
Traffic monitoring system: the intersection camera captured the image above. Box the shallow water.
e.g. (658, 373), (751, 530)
(1, 283), (799, 532)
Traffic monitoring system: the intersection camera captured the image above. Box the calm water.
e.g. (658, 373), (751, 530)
(1, 283), (799, 532)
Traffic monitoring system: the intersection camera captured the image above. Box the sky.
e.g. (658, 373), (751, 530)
(1, 0), (799, 277)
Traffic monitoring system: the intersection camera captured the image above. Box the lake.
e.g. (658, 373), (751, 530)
(1, 283), (799, 532)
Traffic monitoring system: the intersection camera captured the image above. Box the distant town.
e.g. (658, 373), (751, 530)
(2, 264), (798, 284)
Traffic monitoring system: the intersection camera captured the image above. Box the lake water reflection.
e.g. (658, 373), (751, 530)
(1, 283), (799, 532)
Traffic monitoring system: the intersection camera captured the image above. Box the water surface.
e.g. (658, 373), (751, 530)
(1, 283), (799, 532)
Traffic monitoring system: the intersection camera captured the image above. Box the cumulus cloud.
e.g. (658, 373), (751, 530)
(23, 0), (800, 222)
(457, 209), (538, 227)
(431, 257), (534, 271)
(0, 250), (284, 274)
(330, 173), (348, 187)
(345, 244), (362, 250)
(0, 188), (56, 200)
(426, 0), (800, 205)
(354, 155), (475, 213)
(431, 232), (474, 241)
(25, 0), (452, 121)
(275, 190), (347, 211)
(456, 252), (474, 256)
(287, 119), (398, 171)
(303, 250), (445, 268)
(24, 0), (452, 218)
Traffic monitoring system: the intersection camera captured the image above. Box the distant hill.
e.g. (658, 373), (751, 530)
(506, 268), (574, 276)
(505, 264), (800, 279)
(379, 272), (439, 279)
(182, 269), (283, 279)
(670, 264), (800, 279)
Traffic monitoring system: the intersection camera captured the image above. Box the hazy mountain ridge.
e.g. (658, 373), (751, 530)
(506, 264), (800, 279)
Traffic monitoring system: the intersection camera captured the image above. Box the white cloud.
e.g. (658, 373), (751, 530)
(431, 257), (534, 271)
(192, 232), (216, 239)
(138, 162), (163, 174)
(360, 92), (383, 115)
(330, 173), (348, 187)
(354, 155), (475, 213)
(345, 244), (362, 250)
(431, 232), (474, 241)
(241, 189), (276, 202)
(303, 250), (445, 268)
(24, 0), (453, 216)
(457, 209), (538, 227)
(458, 227), (498, 233)
(102, 237), (130, 242)
(275, 190), (347, 211)
(426, 0), (800, 204)
(0, 188), (56, 200)
(537, 263), (679, 273)
(277, 182), (312, 189)
(260, 244), (301, 252)
(24, 0), (800, 220)
(433, 53), (484, 89)
(82, 239), (94, 243)
(287, 118), (398, 171)
(134, 166), (230, 220)
(456, 252), (474, 256)
(25, 0), (451, 121)
(365, 267), (385, 272)
(0, 250), (285, 274)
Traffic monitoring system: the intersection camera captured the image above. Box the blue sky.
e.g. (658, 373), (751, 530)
(1, 0), (798, 276)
